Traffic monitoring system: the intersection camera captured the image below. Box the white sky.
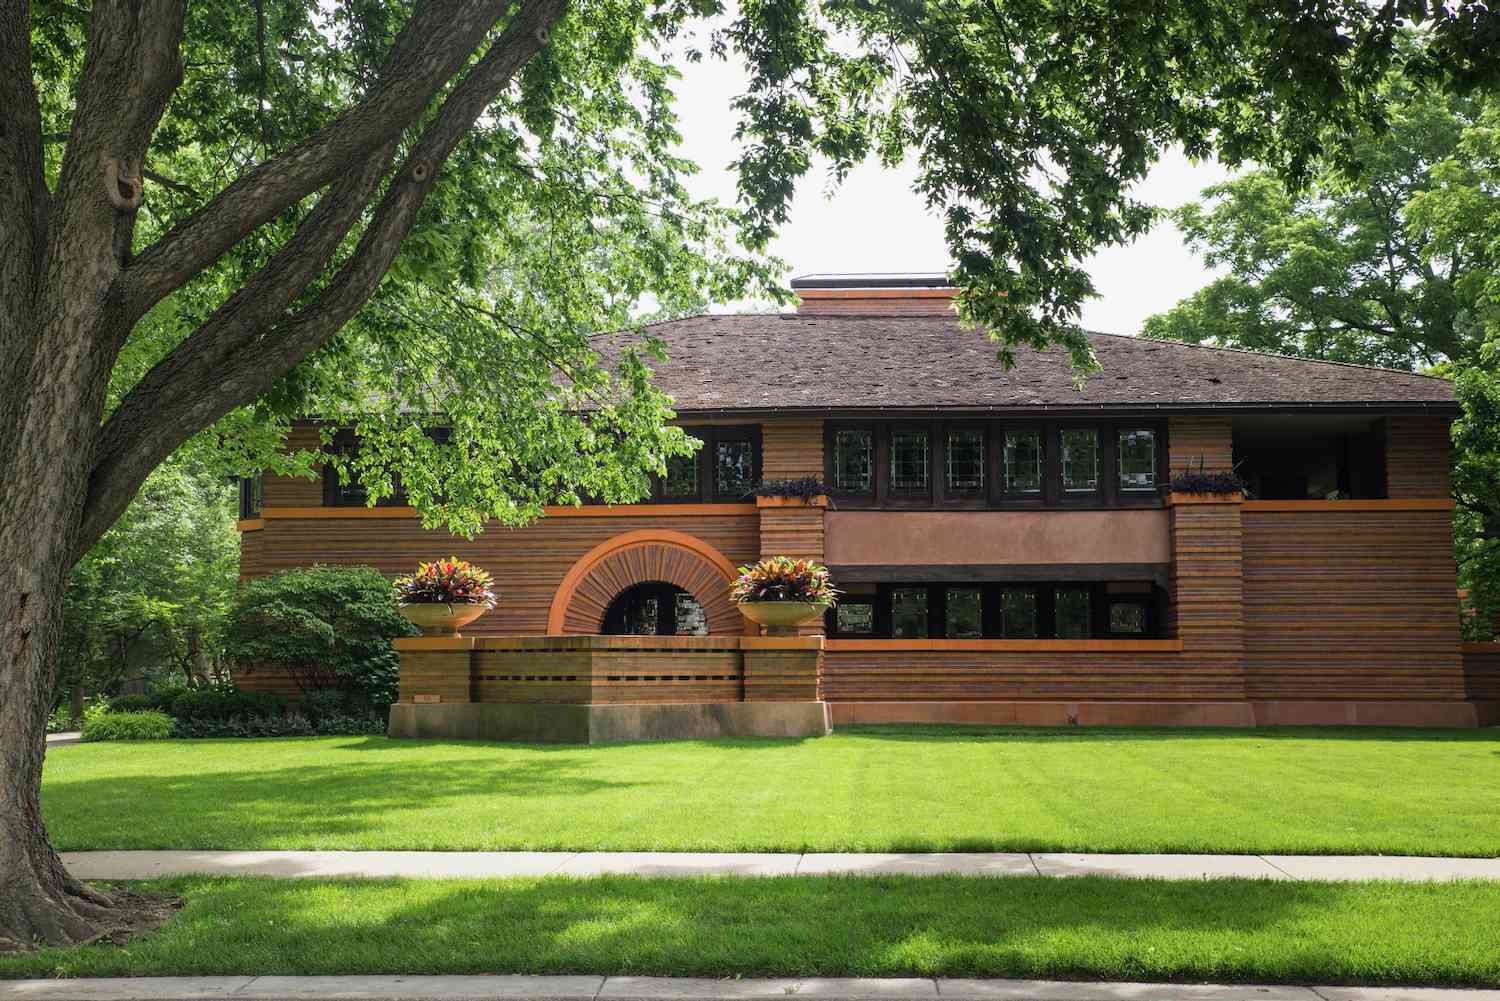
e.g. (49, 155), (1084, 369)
(669, 52), (1234, 335)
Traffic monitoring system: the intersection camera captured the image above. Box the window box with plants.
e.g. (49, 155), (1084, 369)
(753, 478), (832, 508)
(732, 556), (839, 634)
(393, 558), (497, 636)
(1165, 466), (1249, 505)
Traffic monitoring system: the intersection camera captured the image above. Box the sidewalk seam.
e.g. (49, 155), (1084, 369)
(1258, 855), (1296, 879)
(1026, 853), (1043, 876)
(229, 975), (261, 996)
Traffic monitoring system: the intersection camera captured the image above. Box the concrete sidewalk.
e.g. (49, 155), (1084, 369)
(4, 976), (1499, 1001)
(61, 850), (1500, 883)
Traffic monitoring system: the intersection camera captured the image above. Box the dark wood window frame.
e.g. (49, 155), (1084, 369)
(825, 581), (1165, 639)
(648, 425), (763, 503)
(238, 476), (263, 519)
(824, 419), (1167, 510)
(322, 427), (451, 507)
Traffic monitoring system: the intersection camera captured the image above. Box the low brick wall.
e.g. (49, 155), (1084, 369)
(393, 634), (824, 706)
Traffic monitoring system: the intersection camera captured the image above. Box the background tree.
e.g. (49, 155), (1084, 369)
(4, 0), (1500, 951)
(59, 458), (239, 716)
(1143, 76), (1500, 636)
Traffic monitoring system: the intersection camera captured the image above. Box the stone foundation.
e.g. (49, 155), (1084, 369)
(389, 700), (831, 743)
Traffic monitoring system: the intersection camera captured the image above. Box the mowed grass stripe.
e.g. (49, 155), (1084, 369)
(3, 875), (1499, 985)
(40, 727), (1500, 856)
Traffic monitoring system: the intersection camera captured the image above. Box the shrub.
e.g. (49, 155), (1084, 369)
(83, 710), (176, 741)
(393, 557), (497, 606)
(731, 557), (839, 605)
(46, 705), (76, 733)
(753, 477), (834, 503)
(170, 688), (286, 721)
(174, 712), (384, 738)
(111, 693), (175, 713)
(227, 565), (419, 709)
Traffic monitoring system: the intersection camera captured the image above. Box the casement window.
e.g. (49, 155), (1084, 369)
(1004, 430), (1042, 495)
(323, 431), (405, 507)
(889, 428), (931, 495)
(945, 429), (986, 496)
(826, 420), (1164, 509)
(1117, 429), (1157, 492)
(833, 428), (875, 494)
(1059, 429), (1099, 493)
(826, 581), (1163, 640)
(649, 426), (761, 502)
(237, 476), (263, 519)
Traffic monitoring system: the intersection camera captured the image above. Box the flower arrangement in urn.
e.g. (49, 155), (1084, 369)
(392, 558), (497, 636)
(731, 556), (839, 634)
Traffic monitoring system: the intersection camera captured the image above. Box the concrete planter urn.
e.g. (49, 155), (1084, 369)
(398, 603), (487, 636)
(738, 601), (827, 636)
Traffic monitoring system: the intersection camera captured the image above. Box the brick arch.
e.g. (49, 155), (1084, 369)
(547, 529), (748, 636)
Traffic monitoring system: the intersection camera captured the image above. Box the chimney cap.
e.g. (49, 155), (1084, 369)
(790, 272), (954, 291)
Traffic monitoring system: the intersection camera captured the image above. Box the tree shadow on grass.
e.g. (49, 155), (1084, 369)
(43, 753), (653, 849)
(6, 874), (1500, 986)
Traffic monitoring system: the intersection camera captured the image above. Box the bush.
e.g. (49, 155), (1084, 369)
(227, 565), (418, 710)
(46, 705), (77, 733)
(174, 712), (384, 738)
(170, 688), (286, 721)
(82, 710), (176, 741)
(111, 693), (175, 713)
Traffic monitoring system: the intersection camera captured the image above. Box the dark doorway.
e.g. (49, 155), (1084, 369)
(601, 582), (709, 636)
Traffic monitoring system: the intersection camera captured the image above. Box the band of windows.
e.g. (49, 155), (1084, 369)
(828, 582), (1161, 639)
(826, 421), (1162, 508)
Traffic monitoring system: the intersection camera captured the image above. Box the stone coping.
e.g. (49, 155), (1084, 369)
(395, 635), (825, 652)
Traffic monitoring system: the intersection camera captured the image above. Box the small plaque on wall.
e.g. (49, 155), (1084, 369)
(413, 694), (441, 704)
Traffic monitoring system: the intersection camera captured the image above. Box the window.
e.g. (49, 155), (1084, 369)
(715, 437), (755, 499)
(1001, 588), (1038, 638)
(945, 588), (983, 638)
(834, 601), (875, 635)
(661, 453), (699, 498)
(1005, 431), (1042, 494)
(238, 476), (263, 519)
(1060, 429), (1098, 493)
(1118, 429), (1156, 491)
(891, 587), (929, 638)
(946, 429), (985, 495)
(833, 429), (874, 493)
(649, 427), (760, 502)
(1055, 587), (1091, 638)
(1108, 601), (1147, 635)
(889, 429), (930, 493)
(602, 582), (707, 635)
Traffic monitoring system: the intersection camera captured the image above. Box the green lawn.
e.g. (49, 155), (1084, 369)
(41, 727), (1500, 855)
(4, 875), (1499, 984)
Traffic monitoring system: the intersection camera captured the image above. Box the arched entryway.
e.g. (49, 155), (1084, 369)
(601, 581), (708, 635)
(546, 529), (747, 635)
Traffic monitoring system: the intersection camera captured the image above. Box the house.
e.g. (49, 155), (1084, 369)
(234, 274), (1499, 738)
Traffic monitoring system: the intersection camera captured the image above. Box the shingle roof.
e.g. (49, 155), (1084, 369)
(595, 313), (1457, 414)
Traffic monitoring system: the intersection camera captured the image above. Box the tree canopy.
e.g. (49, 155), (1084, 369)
(1143, 75), (1500, 636)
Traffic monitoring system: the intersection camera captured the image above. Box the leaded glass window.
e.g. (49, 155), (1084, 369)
(891, 587), (929, 638)
(1109, 602), (1146, 634)
(661, 452), (698, 498)
(1004, 431), (1042, 494)
(945, 588), (983, 638)
(1056, 587), (1092, 638)
(833, 429), (873, 493)
(1118, 429), (1157, 491)
(890, 430), (930, 492)
(1001, 588), (1038, 638)
(715, 438), (755, 499)
(1060, 429), (1099, 493)
(946, 429), (985, 494)
(836, 602), (875, 634)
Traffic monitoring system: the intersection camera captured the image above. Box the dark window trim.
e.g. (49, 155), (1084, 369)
(648, 425), (763, 503)
(238, 476), (263, 519)
(825, 420), (1167, 511)
(825, 581), (1165, 640)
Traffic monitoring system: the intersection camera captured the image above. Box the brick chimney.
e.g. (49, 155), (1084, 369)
(791, 273), (958, 316)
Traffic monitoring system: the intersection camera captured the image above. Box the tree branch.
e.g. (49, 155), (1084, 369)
(115, 0), (530, 325)
(77, 0), (570, 554)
